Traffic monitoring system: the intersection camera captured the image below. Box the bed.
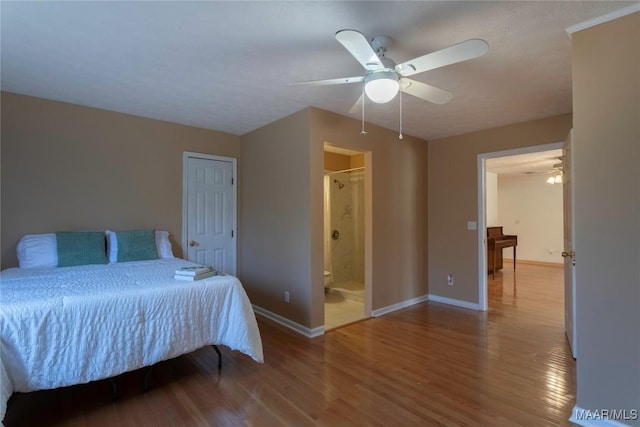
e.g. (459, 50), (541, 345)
(0, 253), (264, 423)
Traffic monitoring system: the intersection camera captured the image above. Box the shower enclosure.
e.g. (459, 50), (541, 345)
(324, 168), (365, 298)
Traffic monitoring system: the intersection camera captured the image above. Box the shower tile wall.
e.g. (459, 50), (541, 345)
(351, 172), (364, 283)
(330, 171), (364, 284)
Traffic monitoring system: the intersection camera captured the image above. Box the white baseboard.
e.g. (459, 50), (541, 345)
(427, 294), (482, 311)
(371, 294), (429, 317)
(253, 293), (478, 337)
(252, 305), (324, 338)
(570, 405), (636, 427)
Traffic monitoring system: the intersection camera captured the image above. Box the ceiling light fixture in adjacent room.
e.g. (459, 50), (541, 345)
(546, 174), (563, 184)
(546, 160), (563, 184)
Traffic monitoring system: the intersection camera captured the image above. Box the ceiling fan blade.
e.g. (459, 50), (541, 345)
(400, 78), (453, 104)
(335, 29), (384, 71)
(395, 39), (489, 77)
(288, 76), (364, 86)
(349, 93), (364, 115)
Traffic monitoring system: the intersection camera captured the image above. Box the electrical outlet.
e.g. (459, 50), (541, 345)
(284, 291), (290, 303)
(447, 274), (454, 286)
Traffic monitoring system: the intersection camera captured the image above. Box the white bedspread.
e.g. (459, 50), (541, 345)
(0, 259), (263, 422)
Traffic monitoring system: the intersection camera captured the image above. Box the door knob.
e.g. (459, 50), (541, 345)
(189, 240), (198, 247)
(561, 251), (574, 258)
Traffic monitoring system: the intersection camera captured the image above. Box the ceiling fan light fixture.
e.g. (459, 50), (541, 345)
(364, 71), (399, 103)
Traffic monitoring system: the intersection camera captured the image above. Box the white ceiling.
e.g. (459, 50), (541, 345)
(1, 1), (635, 141)
(486, 149), (563, 176)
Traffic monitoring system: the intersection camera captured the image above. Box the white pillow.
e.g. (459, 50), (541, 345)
(105, 229), (174, 263)
(16, 233), (58, 268)
(155, 230), (174, 259)
(105, 229), (118, 263)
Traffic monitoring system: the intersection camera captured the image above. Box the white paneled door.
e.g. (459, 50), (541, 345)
(184, 154), (236, 276)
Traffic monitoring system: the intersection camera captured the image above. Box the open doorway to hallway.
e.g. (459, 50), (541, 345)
(486, 147), (565, 276)
(478, 143), (573, 347)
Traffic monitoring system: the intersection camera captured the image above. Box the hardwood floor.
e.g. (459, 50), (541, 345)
(4, 263), (575, 426)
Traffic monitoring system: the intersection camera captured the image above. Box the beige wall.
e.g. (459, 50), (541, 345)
(323, 151), (350, 171)
(322, 151), (365, 171)
(323, 152), (364, 171)
(240, 107), (428, 329)
(310, 108), (429, 327)
(1, 92), (241, 268)
(350, 154), (364, 169)
(572, 13), (640, 421)
(428, 114), (572, 304)
(239, 109), (313, 326)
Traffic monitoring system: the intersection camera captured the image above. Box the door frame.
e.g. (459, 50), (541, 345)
(182, 151), (238, 272)
(321, 145), (372, 323)
(476, 142), (563, 311)
(563, 130), (577, 358)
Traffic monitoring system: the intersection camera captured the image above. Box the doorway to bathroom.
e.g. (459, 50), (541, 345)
(323, 146), (369, 330)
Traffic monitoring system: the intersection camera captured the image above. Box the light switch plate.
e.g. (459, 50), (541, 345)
(467, 221), (477, 230)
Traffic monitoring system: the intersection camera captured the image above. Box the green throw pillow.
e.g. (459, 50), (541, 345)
(56, 231), (108, 267)
(116, 229), (158, 262)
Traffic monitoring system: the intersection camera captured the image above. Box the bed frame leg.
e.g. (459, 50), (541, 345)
(143, 365), (154, 392)
(108, 378), (118, 400)
(212, 345), (222, 372)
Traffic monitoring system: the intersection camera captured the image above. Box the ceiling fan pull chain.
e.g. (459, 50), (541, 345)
(399, 89), (403, 140)
(361, 83), (367, 135)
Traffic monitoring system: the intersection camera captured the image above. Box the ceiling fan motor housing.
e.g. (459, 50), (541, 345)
(363, 35), (402, 102)
(370, 35), (393, 55)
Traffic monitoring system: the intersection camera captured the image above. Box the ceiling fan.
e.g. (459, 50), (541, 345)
(291, 30), (489, 113)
